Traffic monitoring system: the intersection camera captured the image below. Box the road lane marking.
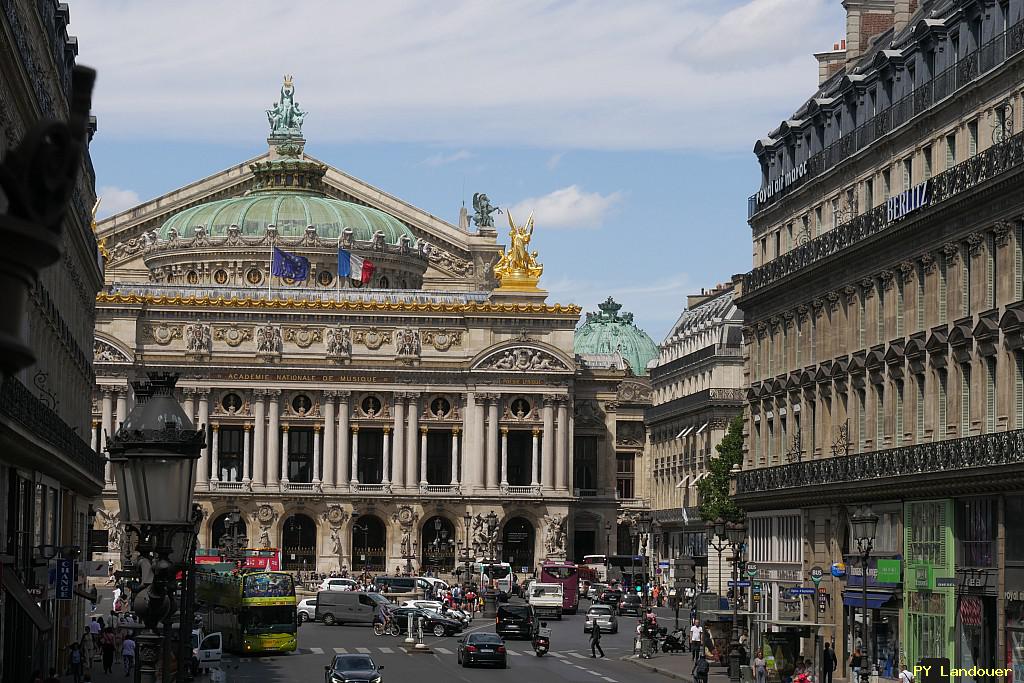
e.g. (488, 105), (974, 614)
(560, 660), (573, 665)
(602, 678), (617, 682)
(356, 647), (371, 653)
(569, 652), (588, 659)
(551, 652), (567, 658)
(333, 647), (347, 654)
(575, 664), (586, 669)
(379, 647), (395, 654)
(309, 647), (324, 654)
(434, 647), (452, 654)
(507, 650), (522, 656)
(588, 672), (603, 677)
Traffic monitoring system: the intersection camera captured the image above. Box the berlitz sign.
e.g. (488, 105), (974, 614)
(756, 161), (809, 206)
(886, 180), (930, 223)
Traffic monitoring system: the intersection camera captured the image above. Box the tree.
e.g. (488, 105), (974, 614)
(696, 414), (745, 523)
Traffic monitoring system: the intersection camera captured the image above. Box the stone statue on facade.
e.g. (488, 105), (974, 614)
(96, 509), (124, 553)
(396, 328), (421, 358)
(267, 75), (306, 137)
(472, 193), (501, 229)
(256, 325), (283, 354)
(543, 513), (566, 557)
(493, 211), (543, 289)
(326, 327), (351, 358)
(185, 323), (211, 354)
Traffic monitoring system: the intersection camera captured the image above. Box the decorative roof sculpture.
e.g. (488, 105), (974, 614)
(493, 211), (544, 292)
(267, 75), (306, 138)
(574, 297), (658, 376)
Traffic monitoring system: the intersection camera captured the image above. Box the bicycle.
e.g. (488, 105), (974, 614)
(372, 616), (400, 637)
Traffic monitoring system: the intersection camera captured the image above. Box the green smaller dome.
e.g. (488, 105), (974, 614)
(574, 297), (658, 376)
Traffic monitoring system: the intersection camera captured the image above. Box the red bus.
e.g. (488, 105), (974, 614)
(540, 560), (580, 614)
(196, 548), (281, 571)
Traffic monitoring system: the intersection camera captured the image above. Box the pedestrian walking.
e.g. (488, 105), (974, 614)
(68, 642), (84, 683)
(590, 622), (605, 658)
(100, 628), (116, 674)
(693, 652), (710, 683)
(689, 619), (703, 662)
(122, 634), (136, 676)
(823, 641), (838, 683)
(898, 663), (914, 683)
(753, 649), (768, 683)
(80, 628), (97, 671)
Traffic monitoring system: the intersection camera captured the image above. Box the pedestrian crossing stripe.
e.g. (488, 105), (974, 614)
(434, 647), (452, 655)
(333, 647), (347, 654)
(309, 647), (324, 654)
(356, 647), (371, 653)
(551, 652), (567, 658)
(507, 650), (521, 656)
(569, 652), (588, 659)
(233, 645), (612, 659)
(378, 647), (394, 654)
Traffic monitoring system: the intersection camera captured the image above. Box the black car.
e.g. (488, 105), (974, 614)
(390, 607), (463, 637)
(457, 632), (507, 668)
(324, 654), (383, 683)
(618, 593), (642, 616)
(495, 603), (535, 639)
(598, 589), (623, 610)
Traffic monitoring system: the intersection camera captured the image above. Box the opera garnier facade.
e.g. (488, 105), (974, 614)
(90, 78), (653, 575)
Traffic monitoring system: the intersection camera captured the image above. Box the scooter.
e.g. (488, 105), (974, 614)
(532, 621), (551, 657)
(661, 627), (686, 653)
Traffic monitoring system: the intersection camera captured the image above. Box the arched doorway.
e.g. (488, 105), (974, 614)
(351, 514), (386, 572)
(281, 513), (316, 572)
(210, 511), (248, 551)
(421, 516), (456, 574)
(502, 517), (535, 573)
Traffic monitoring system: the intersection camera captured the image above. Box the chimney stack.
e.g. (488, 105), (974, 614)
(894, 0), (911, 34)
(842, 0), (896, 66)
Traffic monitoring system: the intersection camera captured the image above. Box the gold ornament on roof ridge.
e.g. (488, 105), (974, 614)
(493, 210), (543, 291)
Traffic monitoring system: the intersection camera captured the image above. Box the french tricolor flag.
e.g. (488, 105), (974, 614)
(338, 248), (375, 284)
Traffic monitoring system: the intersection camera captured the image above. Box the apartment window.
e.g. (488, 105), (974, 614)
(785, 223), (793, 252)
(939, 256), (948, 324)
(753, 422), (761, 463)
(984, 357), (997, 433)
(1017, 353), (1024, 428)
(830, 197), (840, 229)
(865, 178), (874, 210)
(938, 369), (948, 438)
(896, 280), (905, 337)
(946, 133), (957, 169)
(958, 498), (995, 567)
(858, 389), (867, 452)
(795, 323), (802, 366)
(760, 237), (767, 264)
(882, 169), (891, 201)
(903, 157), (913, 190)
(916, 376), (926, 442)
(923, 145), (933, 179)
(774, 231), (781, 259)
(963, 246), (972, 316)
(875, 386), (885, 448)
(801, 214), (810, 240)
(858, 293), (866, 349)
(917, 262), (926, 330)
(895, 382), (905, 445)
(877, 284), (885, 343)
(987, 232), (996, 308)
(968, 120), (979, 156)
(1017, 223), (1023, 299)
(951, 35), (960, 63)
(616, 453), (635, 500)
(961, 363), (972, 436)
(815, 206), (823, 237)
(846, 188), (855, 217)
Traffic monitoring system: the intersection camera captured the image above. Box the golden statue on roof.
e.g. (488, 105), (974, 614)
(493, 211), (543, 291)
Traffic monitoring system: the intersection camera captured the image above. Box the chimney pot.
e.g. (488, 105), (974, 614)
(841, 39), (846, 49)
(834, 42), (840, 50)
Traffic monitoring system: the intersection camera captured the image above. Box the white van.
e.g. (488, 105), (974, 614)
(190, 628), (222, 673)
(319, 577), (358, 592)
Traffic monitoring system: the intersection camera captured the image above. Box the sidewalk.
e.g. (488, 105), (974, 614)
(619, 652), (733, 683)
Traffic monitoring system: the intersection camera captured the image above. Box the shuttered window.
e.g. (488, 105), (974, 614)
(961, 363), (972, 436)
(877, 285), (885, 343)
(1017, 223), (1023, 300)
(895, 382), (904, 445)
(988, 233), (996, 309)
(938, 369), (948, 439)
(917, 262), (926, 330)
(858, 389), (867, 452)
(946, 133), (957, 168)
(968, 120), (979, 156)
(1017, 352), (1024, 428)
(986, 357), (997, 433)
(963, 246), (971, 316)
(896, 281), (905, 337)
(923, 145), (933, 179)
(903, 157), (913, 190)
(916, 377), (926, 442)
(876, 386), (885, 449)
(859, 294), (866, 349)
(939, 257), (948, 324)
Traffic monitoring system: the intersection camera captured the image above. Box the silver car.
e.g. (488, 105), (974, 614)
(297, 597), (317, 622)
(583, 604), (618, 634)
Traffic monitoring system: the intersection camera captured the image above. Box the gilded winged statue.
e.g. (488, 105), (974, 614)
(493, 211), (543, 287)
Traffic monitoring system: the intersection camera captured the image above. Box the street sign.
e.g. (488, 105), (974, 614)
(789, 587), (816, 595)
(810, 566), (824, 586)
(55, 558), (73, 601)
(728, 580), (751, 588)
(674, 557), (696, 566)
(746, 562), (758, 578)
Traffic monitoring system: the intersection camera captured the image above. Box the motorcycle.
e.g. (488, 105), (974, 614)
(661, 627), (686, 653)
(532, 622), (551, 657)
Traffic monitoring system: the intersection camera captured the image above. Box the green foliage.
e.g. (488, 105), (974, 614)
(696, 414), (745, 524)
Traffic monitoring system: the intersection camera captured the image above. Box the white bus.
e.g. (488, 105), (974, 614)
(472, 561), (513, 593)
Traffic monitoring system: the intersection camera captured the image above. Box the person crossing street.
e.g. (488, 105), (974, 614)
(590, 619), (605, 658)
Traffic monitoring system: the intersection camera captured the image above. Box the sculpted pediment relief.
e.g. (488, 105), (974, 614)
(473, 345), (571, 372)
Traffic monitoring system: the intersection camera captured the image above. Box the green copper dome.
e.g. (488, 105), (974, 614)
(574, 297), (658, 376)
(158, 191), (415, 244)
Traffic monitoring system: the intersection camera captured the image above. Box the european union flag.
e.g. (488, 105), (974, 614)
(271, 247), (310, 281)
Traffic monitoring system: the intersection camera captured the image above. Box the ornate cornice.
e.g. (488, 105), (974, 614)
(941, 242), (961, 263)
(859, 278), (875, 299)
(966, 233), (984, 256)
(841, 285), (858, 305)
(895, 261), (914, 282)
(993, 220), (1014, 247)
(878, 270), (895, 291)
(919, 253), (937, 274)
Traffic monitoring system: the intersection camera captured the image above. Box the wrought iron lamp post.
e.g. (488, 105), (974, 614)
(629, 524), (639, 593)
(651, 519), (662, 603)
(352, 517), (370, 572)
(605, 520), (613, 555)
(725, 521), (747, 683)
(637, 511), (652, 606)
(219, 509), (246, 566)
(707, 517), (729, 598)
(106, 373), (204, 683)
(851, 506), (879, 683)
(461, 512), (473, 584)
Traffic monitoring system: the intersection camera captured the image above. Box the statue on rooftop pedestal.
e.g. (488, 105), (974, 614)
(267, 74), (306, 137)
(493, 211), (544, 291)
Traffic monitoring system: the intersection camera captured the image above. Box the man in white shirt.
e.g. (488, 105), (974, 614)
(689, 619), (703, 662)
(898, 663), (914, 683)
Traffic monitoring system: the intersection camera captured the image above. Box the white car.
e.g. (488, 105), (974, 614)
(400, 600), (471, 626)
(297, 597), (317, 622)
(319, 577), (358, 592)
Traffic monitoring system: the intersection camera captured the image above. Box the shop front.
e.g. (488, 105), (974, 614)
(842, 553), (902, 679)
(903, 499), (956, 670)
(1004, 495), (1024, 680)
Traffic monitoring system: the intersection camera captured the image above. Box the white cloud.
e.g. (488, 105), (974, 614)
(546, 152), (564, 170)
(96, 186), (141, 218)
(67, 0), (845, 151)
(507, 185), (622, 229)
(421, 149), (474, 167)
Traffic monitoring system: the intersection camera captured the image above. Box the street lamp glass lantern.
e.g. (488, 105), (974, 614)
(725, 522), (747, 547)
(637, 512), (652, 536)
(629, 524), (639, 539)
(107, 374), (204, 526)
(850, 506), (879, 544)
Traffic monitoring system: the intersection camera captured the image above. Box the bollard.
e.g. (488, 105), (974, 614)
(415, 617), (428, 649)
(405, 613), (416, 644)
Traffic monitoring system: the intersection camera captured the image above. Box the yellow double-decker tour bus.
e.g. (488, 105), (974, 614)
(196, 568), (298, 654)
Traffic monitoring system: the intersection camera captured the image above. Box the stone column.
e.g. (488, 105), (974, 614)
(350, 425), (360, 485)
(382, 427), (391, 484)
(542, 396), (554, 490)
(486, 394), (500, 489)
(405, 394), (419, 488)
(451, 427), (460, 485)
(420, 426), (429, 486)
(338, 392), (350, 485)
(90, 420), (99, 452)
(555, 398), (568, 491)
(280, 424), (290, 485)
(100, 390), (114, 483)
(115, 390), (128, 431)
(531, 428), (540, 487)
(197, 390), (210, 487)
(500, 426), (509, 486)
(210, 424), (220, 482)
(323, 394), (336, 487)
(252, 393), (266, 486)
(392, 395), (406, 488)
(267, 391), (281, 486)
(313, 425), (322, 484)
(462, 392), (478, 490)
(242, 424), (252, 483)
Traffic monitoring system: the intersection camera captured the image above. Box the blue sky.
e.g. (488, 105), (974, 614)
(74, 0), (846, 341)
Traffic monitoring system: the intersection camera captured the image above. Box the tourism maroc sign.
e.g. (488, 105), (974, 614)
(886, 180), (930, 223)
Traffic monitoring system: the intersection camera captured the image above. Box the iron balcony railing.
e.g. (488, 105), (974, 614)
(735, 429), (1024, 495)
(0, 377), (105, 481)
(748, 18), (1024, 219)
(743, 129), (1024, 296)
